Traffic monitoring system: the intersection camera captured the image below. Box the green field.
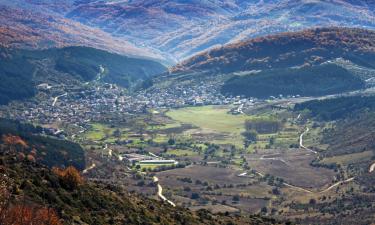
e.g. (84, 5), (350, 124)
(166, 149), (198, 156)
(85, 123), (113, 141)
(138, 162), (176, 170)
(166, 105), (254, 147)
(166, 106), (251, 133)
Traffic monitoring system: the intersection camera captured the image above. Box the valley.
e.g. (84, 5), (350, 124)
(2, 74), (375, 223)
(1, 2), (375, 224)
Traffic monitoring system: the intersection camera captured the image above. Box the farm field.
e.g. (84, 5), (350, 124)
(166, 105), (251, 133)
(166, 105), (261, 147)
(158, 165), (248, 185)
(246, 149), (336, 189)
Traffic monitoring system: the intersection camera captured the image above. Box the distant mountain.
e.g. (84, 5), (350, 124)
(0, 5), (163, 60)
(2, 0), (375, 62)
(164, 27), (375, 98)
(52, 0), (375, 61)
(0, 46), (166, 104)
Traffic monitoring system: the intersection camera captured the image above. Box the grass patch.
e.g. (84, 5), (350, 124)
(166, 149), (198, 156)
(166, 105), (251, 133)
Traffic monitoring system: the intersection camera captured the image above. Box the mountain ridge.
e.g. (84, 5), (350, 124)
(172, 27), (375, 73)
(2, 0), (375, 62)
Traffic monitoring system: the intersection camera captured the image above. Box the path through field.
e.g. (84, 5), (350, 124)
(299, 127), (318, 154)
(153, 176), (176, 207)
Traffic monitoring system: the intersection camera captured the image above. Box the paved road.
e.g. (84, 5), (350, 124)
(153, 176), (176, 207)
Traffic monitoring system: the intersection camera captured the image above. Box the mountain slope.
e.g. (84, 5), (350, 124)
(157, 27), (375, 98)
(0, 46), (166, 105)
(44, 0), (375, 61)
(221, 64), (365, 98)
(3, 0), (375, 62)
(0, 118), (85, 170)
(0, 5), (163, 60)
(173, 27), (375, 73)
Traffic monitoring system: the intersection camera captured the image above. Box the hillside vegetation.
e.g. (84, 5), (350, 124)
(221, 64), (365, 98)
(295, 95), (375, 121)
(0, 46), (166, 104)
(173, 27), (375, 73)
(0, 118), (85, 170)
(0, 48), (36, 105)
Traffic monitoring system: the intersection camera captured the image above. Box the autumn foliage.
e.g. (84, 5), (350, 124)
(2, 134), (28, 150)
(1, 205), (62, 225)
(52, 166), (83, 190)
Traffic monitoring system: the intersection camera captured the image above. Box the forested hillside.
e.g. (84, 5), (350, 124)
(294, 95), (375, 121)
(0, 46), (166, 105)
(0, 118), (85, 170)
(173, 27), (375, 73)
(221, 64), (365, 98)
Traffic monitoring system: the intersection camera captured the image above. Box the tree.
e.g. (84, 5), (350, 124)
(2, 135), (28, 152)
(232, 195), (240, 202)
(52, 166), (83, 190)
(242, 130), (257, 148)
(309, 198), (316, 205)
(191, 193), (200, 200)
(272, 187), (280, 195)
(1, 205), (62, 225)
(167, 138), (175, 145)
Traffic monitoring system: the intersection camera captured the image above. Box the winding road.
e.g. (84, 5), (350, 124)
(299, 127), (318, 154)
(243, 170), (354, 194)
(153, 176), (176, 207)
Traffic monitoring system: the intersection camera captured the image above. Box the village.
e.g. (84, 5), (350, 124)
(0, 79), (261, 132)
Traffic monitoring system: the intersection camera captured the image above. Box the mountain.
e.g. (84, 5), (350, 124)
(0, 4), (163, 60)
(29, 0), (375, 61)
(162, 27), (375, 98)
(2, 0), (375, 62)
(0, 46), (166, 105)
(173, 27), (375, 73)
